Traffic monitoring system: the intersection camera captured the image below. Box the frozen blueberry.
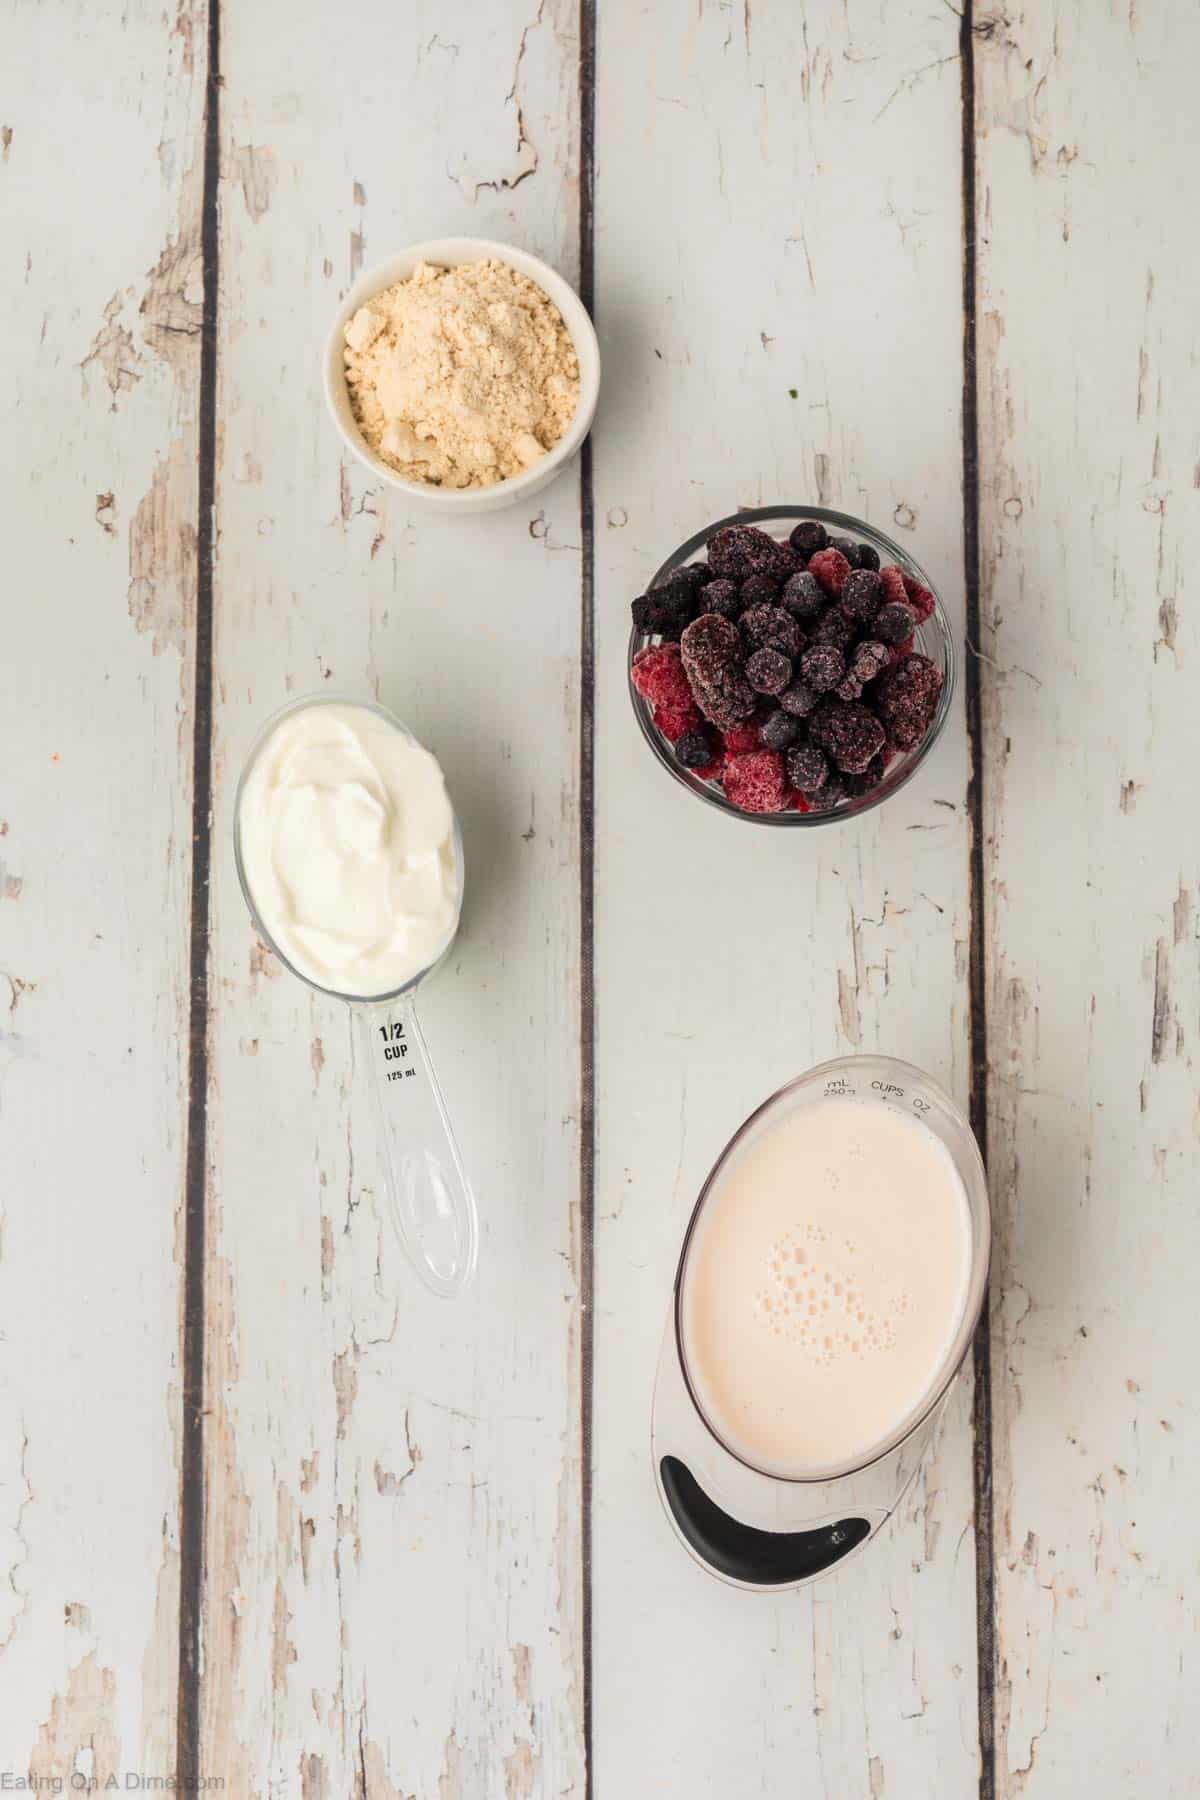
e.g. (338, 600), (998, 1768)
(778, 679), (819, 718)
(840, 568), (882, 625)
(830, 535), (863, 570)
(788, 519), (828, 559)
(740, 571), (781, 609)
(780, 570), (824, 621)
(707, 524), (796, 583)
(857, 544), (881, 572)
(760, 709), (802, 751)
(701, 579), (741, 620)
(799, 643), (846, 693)
(874, 601), (918, 645)
(786, 741), (830, 793)
(675, 726), (719, 769)
(740, 603), (803, 659)
(745, 647), (793, 696)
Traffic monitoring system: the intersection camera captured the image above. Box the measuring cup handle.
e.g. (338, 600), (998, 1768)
(357, 996), (479, 1298)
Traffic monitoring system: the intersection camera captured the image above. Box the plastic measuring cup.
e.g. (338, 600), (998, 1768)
(234, 693), (479, 1298)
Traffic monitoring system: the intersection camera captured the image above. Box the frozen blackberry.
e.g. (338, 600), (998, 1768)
(760, 709), (802, 751)
(850, 639), (890, 684)
(876, 652), (943, 750)
(840, 568), (882, 625)
(810, 607), (856, 652)
(857, 544), (880, 572)
(740, 572), (781, 608)
(778, 678), (819, 718)
(874, 600), (917, 644)
(785, 741), (829, 794)
(836, 674), (863, 702)
(629, 579), (695, 641)
(680, 613), (756, 731)
(809, 700), (886, 774)
(675, 725), (719, 769)
(745, 647), (792, 696)
(806, 771), (848, 812)
(799, 643), (846, 693)
(707, 524), (796, 583)
(830, 535), (864, 570)
(701, 578), (741, 620)
(788, 519), (828, 559)
(740, 603), (803, 659)
(845, 758), (886, 798)
(664, 562), (713, 595)
(780, 570), (824, 621)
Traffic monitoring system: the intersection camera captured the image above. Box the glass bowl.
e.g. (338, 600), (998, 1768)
(627, 505), (956, 828)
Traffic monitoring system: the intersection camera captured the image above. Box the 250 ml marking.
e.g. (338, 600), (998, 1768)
(378, 1019), (416, 1082)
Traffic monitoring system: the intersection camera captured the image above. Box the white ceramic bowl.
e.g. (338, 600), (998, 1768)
(323, 238), (600, 516)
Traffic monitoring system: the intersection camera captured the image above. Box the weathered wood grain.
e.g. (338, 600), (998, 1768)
(976, 5), (1200, 1793)
(201, 2), (586, 1792)
(591, 3), (978, 1794)
(0, 0), (203, 1779)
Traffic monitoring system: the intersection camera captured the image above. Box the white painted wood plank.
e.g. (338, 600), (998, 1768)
(202, 3), (585, 1792)
(976, 6), (1200, 1793)
(0, 0), (202, 1778)
(592, 4), (977, 1796)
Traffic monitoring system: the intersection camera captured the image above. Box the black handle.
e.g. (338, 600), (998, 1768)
(660, 1456), (870, 1586)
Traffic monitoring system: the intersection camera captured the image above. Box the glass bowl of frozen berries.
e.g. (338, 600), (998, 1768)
(627, 506), (955, 825)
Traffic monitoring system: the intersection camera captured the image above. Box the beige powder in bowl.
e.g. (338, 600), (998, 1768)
(342, 259), (581, 491)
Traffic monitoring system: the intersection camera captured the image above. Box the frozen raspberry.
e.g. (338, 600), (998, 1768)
(786, 742), (829, 793)
(810, 607), (856, 652)
(706, 524), (796, 583)
(746, 646), (792, 695)
(723, 749), (787, 814)
(740, 572), (781, 608)
(857, 544), (881, 572)
(840, 568), (882, 624)
(675, 725), (719, 769)
(799, 643), (846, 693)
(876, 653), (944, 751)
(740, 603), (803, 659)
(781, 570), (824, 620)
(874, 600), (917, 645)
(655, 702), (702, 742)
(632, 643), (694, 711)
(789, 520), (828, 559)
(779, 679), (819, 718)
(886, 635), (915, 669)
(721, 722), (762, 755)
(830, 535), (864, 570)
(681, 614), (756, 731)
(901, 573), (936, 622)
(850, 640), (890, 685)
(808, 701), (886, 773)
(790, 792), (812, 812)
(878, 565), (909, 608)
(808, 547), (851, 598)
(702, 579), (741, 620)
(760, 709), (802, 751)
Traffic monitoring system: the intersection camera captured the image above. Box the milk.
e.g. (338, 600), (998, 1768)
(680, 1097), (971, 1479)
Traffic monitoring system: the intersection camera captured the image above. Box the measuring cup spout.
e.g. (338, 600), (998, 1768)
(357, 995), (479, 1298)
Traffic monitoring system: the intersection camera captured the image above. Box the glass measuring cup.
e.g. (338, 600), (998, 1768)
(233, 693), (479, 1298)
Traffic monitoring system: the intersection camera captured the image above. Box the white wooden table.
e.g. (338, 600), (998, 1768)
(3, 2), (1196, 1793)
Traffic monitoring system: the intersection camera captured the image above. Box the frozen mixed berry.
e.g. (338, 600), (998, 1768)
(830, 535), (864, 570)
(840, 568), (882, 625)
(746, 646), (793, 695)
(740, 572), (781, 608)
(811, 607), (856, 652)
(723, 749), (787, 814)
(845, 758), (886, 798)
(836, 674), (863, 702)
(721, 721), (762, 755)
(632, 643), (693, 710)
(874, 600), (917, 645)
(760, 709), (802, 751)
(809, 700), (886, 773)
(778, 678), (819, 718)
(780, 569), (824, 621)
(671, 562), (714, 595)
(857, 544), (881, 572)
(850, 639), (890, 684)
(676, 725), (719, 769)
(806, 770), (848, 812)
(701, 579), (741, 620)
(901, 572), (936, 622)
(707, 524), (796, 583)
(788, 519), (828, 559)
(876, 653), (943, 750)
(786, 741), (830, 793)
(681, 613), (756, 730)
(630, 581), (694, 641)
(654, 702), (702, 742)
(740, 603), (803, 659)
(878, 565), (909, 608)
(886, 635), (915, 669)
(799, 642), (846, 693)
(807, 547), (852, 598)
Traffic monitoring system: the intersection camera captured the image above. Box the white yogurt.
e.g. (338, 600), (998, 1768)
(238, 701), (460, 997)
